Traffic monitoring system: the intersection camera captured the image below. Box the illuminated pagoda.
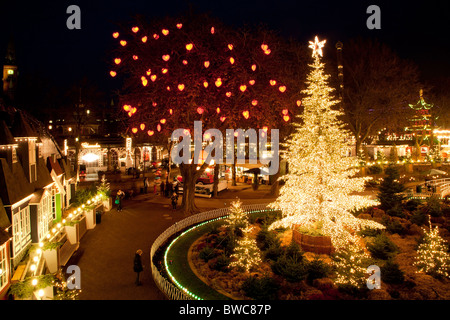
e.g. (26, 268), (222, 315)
(406, 89), (436, 158)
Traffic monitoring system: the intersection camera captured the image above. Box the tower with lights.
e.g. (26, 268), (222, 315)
(2, 38), (18, 102)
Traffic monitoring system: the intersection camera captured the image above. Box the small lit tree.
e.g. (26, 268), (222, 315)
(224, 199), (248, 232)
(414, 219), (450, 279)
(97, 174), (111, 200)
(332, 242), (370, 288)
(230, 226), (262, 273)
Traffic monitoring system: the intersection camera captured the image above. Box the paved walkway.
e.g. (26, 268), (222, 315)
(68, 184), (275, 300)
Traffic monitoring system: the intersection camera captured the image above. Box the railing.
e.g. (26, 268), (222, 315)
(150, 204), (269, 300)
(404, 177), (450, 199)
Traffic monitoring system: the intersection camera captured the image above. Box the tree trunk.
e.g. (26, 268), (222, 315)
(213, 164), (220, 197)
(270, 167), (280, 197)
(252, 172), (259, 191)
(231, 163), (237, 186)
(179, 162), (208, 215)
(355, 137), (362, 158)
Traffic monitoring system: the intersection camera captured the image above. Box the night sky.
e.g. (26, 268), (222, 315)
(1, 0), (449, 94)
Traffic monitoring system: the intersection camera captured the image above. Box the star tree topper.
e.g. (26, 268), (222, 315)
(308, 36), (326, 58)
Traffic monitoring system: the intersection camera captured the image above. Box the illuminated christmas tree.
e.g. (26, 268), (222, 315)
(224, 198), (248, 232)
(268, 36), (384, 250)
(230, 226), (262, 273)
(332, 242), (370, 288)
(414, 219), (450, 279)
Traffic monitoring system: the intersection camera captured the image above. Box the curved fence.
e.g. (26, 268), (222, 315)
(150, 203), (270, 300)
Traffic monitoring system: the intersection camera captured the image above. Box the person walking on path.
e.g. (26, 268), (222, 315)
(160, 180), (165, 197)
(173, 178), (180, 194)
(143, 177), (149, 194)
(134, 249), (144, 286)
(116, 190), (125, 211)
(171, 192), (178, 210)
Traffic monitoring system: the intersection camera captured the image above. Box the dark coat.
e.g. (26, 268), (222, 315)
(133, 253), (143, 273)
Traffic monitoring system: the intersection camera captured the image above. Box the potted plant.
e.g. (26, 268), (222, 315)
(84, 205), (97, 230)
(10, 274), (56, 300)
(42, 242), (63, 273)
(63, 220), (80, 244)
(97, 175), (112, 211)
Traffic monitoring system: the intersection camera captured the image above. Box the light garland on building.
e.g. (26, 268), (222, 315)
(19, 191), (104, 299)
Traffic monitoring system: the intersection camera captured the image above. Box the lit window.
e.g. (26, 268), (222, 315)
(7, 70), (14, 75)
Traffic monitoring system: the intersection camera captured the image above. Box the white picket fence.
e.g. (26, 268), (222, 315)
(150, 203), (270, 300)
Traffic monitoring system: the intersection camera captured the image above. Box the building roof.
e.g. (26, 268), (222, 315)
(0, 197), (11, 230)
(47, 156), (63, 176)
(58, 158), (74, 180)
(29, 189), (45, 205)
(0, 195), (10, 245)
(33, 157), (53, 190)
(0, 119), (15, 145)
(10, 110), (37, 138)
(0, 158), (34, 206)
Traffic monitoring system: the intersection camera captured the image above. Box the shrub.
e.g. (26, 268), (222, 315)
(368, 165), (383, 175)
(410, 209), (428, 226)
(386, 204), (406, 218)
(382, 217), (407, 235)
(357, 227), (382, 238)
(306, 258), (330, 283)
(211, 254), (230, 272)
(256, 229), (281, 251)
(199, 246), (216, 262)
(271, 255), (307, 283)
(367, 233), (398, 260)
(381, 260), (404, 284)
(241, 275), (280, 300)
(426, 195), (443, 217)
(404, 199), (421, 212)
(263, 243), (285, 261)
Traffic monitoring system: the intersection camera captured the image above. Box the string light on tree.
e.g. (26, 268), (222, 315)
(414, 217), (450, 279)
(268, 36), (384, 251)
(229, 225), (262, 273)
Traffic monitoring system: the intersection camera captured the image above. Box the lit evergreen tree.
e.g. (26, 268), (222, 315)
(225, 199), (248, 233)
(230, 226), (262, 273)
(332, 242), (370, 288)
(268, 36), (384, 250)
(414, 219), (450, 279)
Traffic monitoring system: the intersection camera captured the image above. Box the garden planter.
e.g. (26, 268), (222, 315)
(42, 248), (60, 273)
(405, 163), (413, 173)
(33, 285), (54, 300)
(292, 228), (334, 255)
(85, 209), (96, 230)
(64, 224), (79, 245)
(102, 197), (112, 211)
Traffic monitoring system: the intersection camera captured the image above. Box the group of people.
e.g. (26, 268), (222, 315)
(159, 178), (180, 210)
(114, 177), (181, 213)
